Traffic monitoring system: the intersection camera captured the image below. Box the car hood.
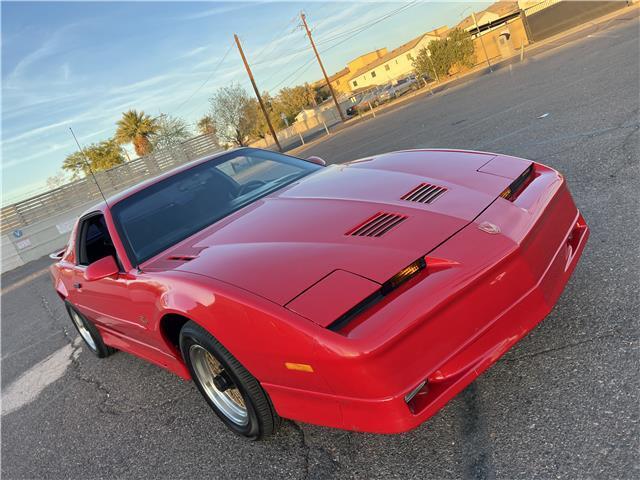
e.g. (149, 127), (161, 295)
(143, 150), (519, 306)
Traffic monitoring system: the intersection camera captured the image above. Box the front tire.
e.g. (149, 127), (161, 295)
(65, 303), (115, 358)
(179, 321), (280, 440)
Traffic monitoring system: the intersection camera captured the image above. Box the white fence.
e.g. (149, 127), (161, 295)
(1, 133), (222, 272)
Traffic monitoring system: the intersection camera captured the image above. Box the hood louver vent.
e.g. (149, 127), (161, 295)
(401, 183), (447, 204)
(346, 212), (407, 237)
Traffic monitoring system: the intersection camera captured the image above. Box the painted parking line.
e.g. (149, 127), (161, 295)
(1, 338), (81, 417)
(1, 267), (50, 296)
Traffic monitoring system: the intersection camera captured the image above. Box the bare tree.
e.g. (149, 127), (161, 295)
(151, 115), (191, 150)
(209, 84), (256, 147)
(46, 172), (68, 190)
(197, 115), (216, 135)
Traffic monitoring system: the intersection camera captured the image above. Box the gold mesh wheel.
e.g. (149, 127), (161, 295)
(189, 345), (248, 425)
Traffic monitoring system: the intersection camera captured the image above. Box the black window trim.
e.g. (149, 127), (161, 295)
(75, 211), (123, 271)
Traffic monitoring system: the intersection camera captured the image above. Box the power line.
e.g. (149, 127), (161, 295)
(322, 2), (423, 51)
(174, 42), (234, 118)
(314, 1), (420, 46)
(268, 55), (316, 92)
(252, 15), (299, 60)
(251, 2), (421, 69)
(260, 1), (424, 93)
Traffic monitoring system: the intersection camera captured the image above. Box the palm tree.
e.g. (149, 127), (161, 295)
(115, 110), (160, 157)
(197, 115), (216, 136)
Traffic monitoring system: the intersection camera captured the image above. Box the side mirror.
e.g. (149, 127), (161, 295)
(307, 156), (326, 166)
(84, 256), (119, 281)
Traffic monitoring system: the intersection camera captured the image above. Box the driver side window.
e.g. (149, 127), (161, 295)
(77, 214), (117, 266)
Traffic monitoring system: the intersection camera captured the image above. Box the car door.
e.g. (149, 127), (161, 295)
(69, 213), (151, 345)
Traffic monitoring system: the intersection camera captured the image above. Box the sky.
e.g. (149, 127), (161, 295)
(1, 0), (491, 205)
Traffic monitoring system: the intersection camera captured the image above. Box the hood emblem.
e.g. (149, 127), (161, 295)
(478, 221), (501, 234)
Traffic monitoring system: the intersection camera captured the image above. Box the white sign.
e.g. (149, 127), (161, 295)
(16, 238), (32, 250)
(56, 219), (75, 234)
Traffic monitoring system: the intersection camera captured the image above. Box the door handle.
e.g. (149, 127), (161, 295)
(73, 282), (82, 289)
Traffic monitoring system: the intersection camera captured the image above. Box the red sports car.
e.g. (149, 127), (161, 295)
(50, 147), (588, 439)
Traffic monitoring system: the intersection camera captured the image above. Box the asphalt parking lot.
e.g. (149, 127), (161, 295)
(2, 8), (639, 480)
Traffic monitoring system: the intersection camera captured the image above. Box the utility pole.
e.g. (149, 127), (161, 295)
(234, 33), (282, 151)
(471, 11), (492, 72)
(300, 12), (346, 123)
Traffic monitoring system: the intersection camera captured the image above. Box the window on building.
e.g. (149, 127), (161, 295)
(371, 70), (376, 78)
(406, 53), (413, 61)
(352, 80), (358, 87)
(335, 79), (340, 86)
(385, 64), (390, 71)
(395, 59), (398, 64)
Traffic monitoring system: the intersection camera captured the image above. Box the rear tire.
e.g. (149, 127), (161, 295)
(65, 303), (115, 358)
(179, 321), (280, 440)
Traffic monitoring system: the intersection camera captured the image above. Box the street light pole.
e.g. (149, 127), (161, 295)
(300, 12), (346, 123)
(471, 11), (493, 72)
(427, 48), (439, 83)
(234, 33), (282, 151)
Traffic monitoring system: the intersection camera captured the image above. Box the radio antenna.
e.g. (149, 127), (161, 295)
(69, 127), (110, 207)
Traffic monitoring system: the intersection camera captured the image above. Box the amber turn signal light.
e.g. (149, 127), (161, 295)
(386, 258), (427, 291)
(285, 362), (314, 372)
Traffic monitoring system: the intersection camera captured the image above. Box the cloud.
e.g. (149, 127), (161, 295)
(108, 73), (179, 95)
(4, 24), (79, 89)
(182, 46), (208, 58)
(61, 63), (71, 81)
(179, 2), (253, 21)
(2, 143), (72, 169)
(1, 118), (77, 146)
(2, 124), (113, 170)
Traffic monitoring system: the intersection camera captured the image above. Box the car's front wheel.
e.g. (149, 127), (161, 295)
(179, 321), (280, 440)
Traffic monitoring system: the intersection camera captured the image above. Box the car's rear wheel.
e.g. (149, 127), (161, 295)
(65, 303), (115, 358)
(179, 321), (280, 440)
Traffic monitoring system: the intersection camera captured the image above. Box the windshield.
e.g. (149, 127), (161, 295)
(111, 148), (321, 265)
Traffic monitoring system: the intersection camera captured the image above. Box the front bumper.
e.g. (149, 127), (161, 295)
(264, 165), (589, 433)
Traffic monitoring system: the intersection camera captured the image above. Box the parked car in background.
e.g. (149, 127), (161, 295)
(346, 89), (381, 115)
(393, 75), (419, 95)
(377, 84), (397, 103)
(379, 76), (420, 103)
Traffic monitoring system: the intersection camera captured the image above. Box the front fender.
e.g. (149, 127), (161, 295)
(153, 271), (336, 396)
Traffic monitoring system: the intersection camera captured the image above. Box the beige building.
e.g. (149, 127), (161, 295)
(458, 1), (519, 30)
(348, 30), (445, 91)
(313, 48), (388, 95)
(323, 67), (351, 95)
(517, 0), (559, 13)
(459, 11), (501, 31)
(346, 49), (388, 73)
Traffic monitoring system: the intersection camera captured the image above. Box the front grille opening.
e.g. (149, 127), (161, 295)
(346, 212), (407, 237)
(401, 183), (447, 204)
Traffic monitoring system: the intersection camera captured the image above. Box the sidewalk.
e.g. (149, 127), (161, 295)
(288, 2), (639, 157)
